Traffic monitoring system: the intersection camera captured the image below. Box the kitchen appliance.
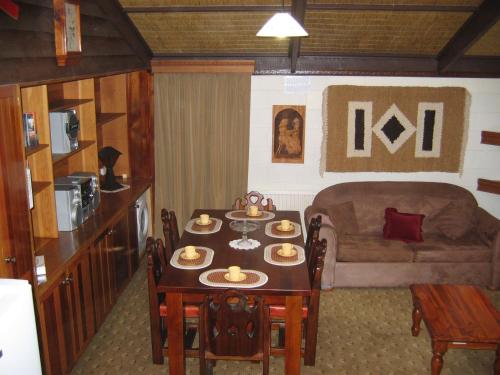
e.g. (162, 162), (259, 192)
(0, 279), (42, 374)
(68, 171), (100, 212)
(54, 176), (95, 231)
(49, 109), (79, 153)
(135, 190), (150, 257)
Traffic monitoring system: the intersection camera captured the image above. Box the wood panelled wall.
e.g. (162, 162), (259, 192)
(0, 0), (151, 85)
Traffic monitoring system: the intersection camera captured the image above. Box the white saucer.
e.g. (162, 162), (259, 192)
(224, 273), (247, 282)
(277, 224), (294, 232)
(195, 219), (212, 226)
(180, 251), (201, 260)
(277, 248), (297, 257)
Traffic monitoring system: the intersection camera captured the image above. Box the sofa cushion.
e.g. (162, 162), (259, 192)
(412, 233), (491, 263)
(338, 234), (414, 262)
(428, 200), (476, 239)
(353, 194), (449, 234)
(327, 201), (359, 235)
(383, 207), (425, 243)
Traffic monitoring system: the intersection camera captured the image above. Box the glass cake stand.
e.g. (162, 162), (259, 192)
(229, 220), (259, 247)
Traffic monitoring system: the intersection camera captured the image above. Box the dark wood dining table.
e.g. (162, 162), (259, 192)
(158, 209), (311, 375)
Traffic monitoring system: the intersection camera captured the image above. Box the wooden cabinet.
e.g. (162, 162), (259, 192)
(38, 250), (95, 375)
(0, 85), (34, 279)
(89, 232), (115, 329)
(90, 211), (138, 329)
(0, 70), (153, 375)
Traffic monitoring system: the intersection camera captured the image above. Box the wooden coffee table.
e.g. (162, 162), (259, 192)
(410, 284), (500, 375)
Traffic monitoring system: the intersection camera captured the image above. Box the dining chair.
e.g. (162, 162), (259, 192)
(146, 237), (199, 364)
(269, 238), (327, 366)
(305, 215), (322, 266)
(233, 191), (276, 211)
(160, 208), (178, 259)
(199, 289), (270, 375)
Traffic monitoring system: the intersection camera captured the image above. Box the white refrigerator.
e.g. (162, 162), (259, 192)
(0, 278), (42, 374)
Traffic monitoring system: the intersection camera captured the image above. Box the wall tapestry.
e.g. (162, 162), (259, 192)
(320, 86), (470, 173)
(272, 105), (305, 164)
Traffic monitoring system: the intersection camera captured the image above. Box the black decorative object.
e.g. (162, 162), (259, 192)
(98, 146), (123, 191)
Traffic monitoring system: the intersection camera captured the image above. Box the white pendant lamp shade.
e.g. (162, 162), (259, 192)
(256, 12), (308, 38)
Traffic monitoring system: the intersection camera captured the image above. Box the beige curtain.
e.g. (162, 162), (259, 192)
(153, 73), (250, 236)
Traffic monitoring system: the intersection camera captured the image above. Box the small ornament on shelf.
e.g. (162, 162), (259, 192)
(22, 112), (39, 148)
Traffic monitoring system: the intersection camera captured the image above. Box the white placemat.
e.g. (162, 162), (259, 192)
(199, 269), (268, 288)
(170, 246), (214, 270)
(265, 221), (302, 239)
(184, 218), (223, 234)
(263, 244), (305, 267)
(229, 239), (261, 250)
(225, 210), (276, 221)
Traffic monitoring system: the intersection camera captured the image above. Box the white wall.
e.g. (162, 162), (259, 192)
(248, 76), (500, 218)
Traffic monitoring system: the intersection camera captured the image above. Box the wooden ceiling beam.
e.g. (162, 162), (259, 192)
(289, 0), (307, 73)
(123, 5), (287, 13)
(437, 0), (500, 73)
(151, 54), (500, 77)
(122, 4), (476, 13)
(253, 55), (500, 77)
(305, 4), (477, 12)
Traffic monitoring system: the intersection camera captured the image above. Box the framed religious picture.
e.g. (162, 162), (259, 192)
(53, 0), (82, 66)
(272, 105), (306, 163)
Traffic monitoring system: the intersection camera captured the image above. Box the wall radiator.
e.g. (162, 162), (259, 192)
(263, 192), (315, 227)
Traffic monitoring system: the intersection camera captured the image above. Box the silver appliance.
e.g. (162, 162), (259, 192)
(49, 109), (79, 153)
(54, 181), (83, 231)
(135, 191), (150, 257)
(68, 171), (100, 212)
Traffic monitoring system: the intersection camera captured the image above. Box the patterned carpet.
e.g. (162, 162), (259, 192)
(71, 260), (499, 375)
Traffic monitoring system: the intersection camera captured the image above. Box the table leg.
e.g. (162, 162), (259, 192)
(495, 344), (500, 375)
(411, 305), (422, 337)
(431, 341), (447, 375)
(285, 296), (302, 375)
(167, 293), (185, 375)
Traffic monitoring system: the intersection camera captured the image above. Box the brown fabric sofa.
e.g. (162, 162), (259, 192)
(305, 182), (500, 290)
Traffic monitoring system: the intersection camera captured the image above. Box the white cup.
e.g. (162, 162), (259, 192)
(281, 219), (291, 230)
(200, 214), (210, 225)
(247, 205), (259, 216)
(184, 245), (197, 258)
(282, 243), (293, 256)
(228, 266), (241, 281)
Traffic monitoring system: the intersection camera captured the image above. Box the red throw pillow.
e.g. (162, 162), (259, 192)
(383, 208), (425, 243)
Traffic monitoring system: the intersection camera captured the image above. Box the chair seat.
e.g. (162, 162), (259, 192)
(159, 302), (199, 318)
(269, 305), (308, 319)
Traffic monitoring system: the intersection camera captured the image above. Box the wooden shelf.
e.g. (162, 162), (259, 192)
(48, 98), (93, 112)
(32, 181), (51, 195)
(477, 179), (500, 195)
(33, 236), (53, 253)
(481, 131), (500, 146)
(25, 143), (49, 157)
(96, 112), (126, 127)
(52, 140), (95, 165)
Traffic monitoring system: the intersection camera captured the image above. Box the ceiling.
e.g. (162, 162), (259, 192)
(118, 0), (500, 76)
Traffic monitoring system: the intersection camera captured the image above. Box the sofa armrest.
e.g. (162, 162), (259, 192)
(304, 205), (328, 227)
(305, 212), (339, 290)
(476, 207), (500, 289)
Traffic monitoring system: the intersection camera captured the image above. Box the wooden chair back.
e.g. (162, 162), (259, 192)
(305, 215), (322, 267)
(146, 237), (166, 363)
(233, 191), (276, 211)
(199, 290), (270, 374)
(160, 208), (176, 260)
(308, 238), (327, 290)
